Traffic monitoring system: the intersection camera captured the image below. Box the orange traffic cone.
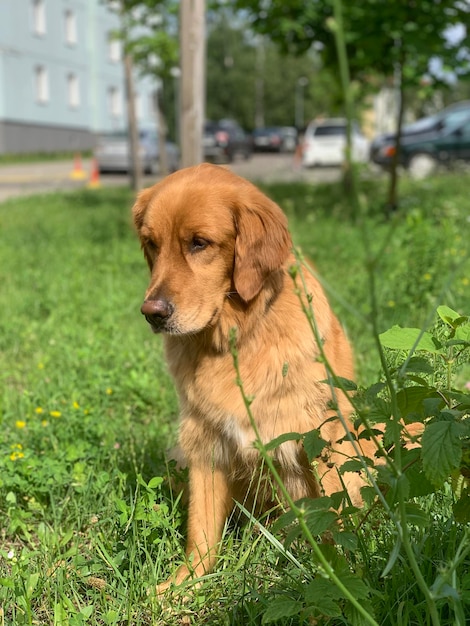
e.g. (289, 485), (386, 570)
(87, 158), (101, 189)
(69, 153), (87, 180)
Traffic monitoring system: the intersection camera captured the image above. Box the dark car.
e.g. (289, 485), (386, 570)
(370, 101), (470, 178)
(203, 119), (252, 162)
(252, 126), (298, 153)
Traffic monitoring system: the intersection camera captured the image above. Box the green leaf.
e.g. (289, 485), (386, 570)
(147, 476), (164, 489)
(262, 598), (303, 623)
(397, 386), (435, 419)
(306, 510), (338, 535)
(336, 572), (370, 600)
(403, 502), (430, 527)
(452, 489), (470, 523)
(264, 432), (302, 452)
(381, 535), (401, 577)
(380, 326), (441, 353)
(422, 421), (463, 487)
(303, 429), (328, 462)
(320, 376), (357, 390)
(455, 324), (470, 343)
(304, 578), (343, 603)
(436, 305), (462, 326)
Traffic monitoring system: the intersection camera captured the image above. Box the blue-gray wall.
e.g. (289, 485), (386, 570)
(0, 0), (159, 153)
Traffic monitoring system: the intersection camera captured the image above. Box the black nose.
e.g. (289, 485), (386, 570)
(141, 299), (174, 324)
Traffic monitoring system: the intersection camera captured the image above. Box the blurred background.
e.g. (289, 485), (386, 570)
(0, 0), (469, 190)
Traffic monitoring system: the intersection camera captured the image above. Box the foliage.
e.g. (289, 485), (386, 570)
(0, 175), (469, 624)
(235, 0), (470, 87)
(235, 0), (470, 207)
(206, 11), (343, 130)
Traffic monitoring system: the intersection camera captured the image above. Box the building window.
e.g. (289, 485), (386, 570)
(108, 33), (121, 63)
(64, 9), (77, 45)
(32, 0), (46, 36)
(67, 73), (80, 108)
(107, 86), (122, 118)
(35, 65), (49, 103)
(135, 92), (143, 120)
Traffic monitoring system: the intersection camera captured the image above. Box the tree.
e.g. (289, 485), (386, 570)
(108, 0), (179, 183)
(205, 11), (342, 130)
(235, 0), (470, 209)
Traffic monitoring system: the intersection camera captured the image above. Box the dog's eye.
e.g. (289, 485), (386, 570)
(145, 240), (158, 254)
(190, 236), (210, 252)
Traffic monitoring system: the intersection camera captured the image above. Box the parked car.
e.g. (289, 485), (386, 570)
(370, 100), (470, 178)
(302, 118), (369, 167)
(252, 126), (298, 152)
(95, 128), (179, 174)
(203, 119), (252, 162)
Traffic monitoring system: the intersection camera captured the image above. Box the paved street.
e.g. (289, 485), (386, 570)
(0, 153), (343, 203)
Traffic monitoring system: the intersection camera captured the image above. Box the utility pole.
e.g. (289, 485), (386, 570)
(180, 0), (205, 167)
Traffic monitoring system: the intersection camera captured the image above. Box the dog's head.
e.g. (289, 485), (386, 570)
(132, 163), (291, 336)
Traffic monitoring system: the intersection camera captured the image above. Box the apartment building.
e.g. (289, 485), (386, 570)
(0, 0), (158, 153)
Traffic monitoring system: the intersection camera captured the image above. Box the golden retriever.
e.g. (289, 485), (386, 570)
(132, 163), (370, 592)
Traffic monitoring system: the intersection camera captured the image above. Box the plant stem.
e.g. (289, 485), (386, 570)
(229, 330), (380, 626)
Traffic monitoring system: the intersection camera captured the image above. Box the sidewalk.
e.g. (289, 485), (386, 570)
(0, 158), (93, 202)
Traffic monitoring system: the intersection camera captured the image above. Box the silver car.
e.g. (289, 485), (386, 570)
(95, 128), (179, 174)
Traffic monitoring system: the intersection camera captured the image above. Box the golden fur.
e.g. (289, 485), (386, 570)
(132, 163), (370, 592)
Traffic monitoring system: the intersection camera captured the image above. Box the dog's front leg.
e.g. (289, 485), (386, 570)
(156, 463), (233, 594)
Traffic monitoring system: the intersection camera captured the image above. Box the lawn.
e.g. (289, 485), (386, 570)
(0, 175), (469, 625)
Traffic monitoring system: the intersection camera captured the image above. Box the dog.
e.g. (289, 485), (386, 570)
(132, 163), (371, 592)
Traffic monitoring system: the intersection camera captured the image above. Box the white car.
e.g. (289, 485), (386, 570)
(302, 118), (369, 167)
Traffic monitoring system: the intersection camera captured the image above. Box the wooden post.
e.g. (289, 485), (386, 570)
(180, 0), (205, 168)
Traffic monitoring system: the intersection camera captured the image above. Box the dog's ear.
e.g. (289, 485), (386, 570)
(233, 190), (292, 302)
(132, 186), (154, 231)
(132, 186), (156, 269)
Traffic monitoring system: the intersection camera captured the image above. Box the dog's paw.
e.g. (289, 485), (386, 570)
(154, 565), (195, 597)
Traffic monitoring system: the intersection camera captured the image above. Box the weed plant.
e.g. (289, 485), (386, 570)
(0, 174), (469, 624)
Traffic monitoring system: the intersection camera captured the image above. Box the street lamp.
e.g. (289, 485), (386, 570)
(295, 76), (308, 130)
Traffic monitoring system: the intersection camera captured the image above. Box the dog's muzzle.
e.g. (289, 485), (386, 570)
(141, 298), (174, 332)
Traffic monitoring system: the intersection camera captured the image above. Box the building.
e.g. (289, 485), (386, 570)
(0, 0), (158, 154)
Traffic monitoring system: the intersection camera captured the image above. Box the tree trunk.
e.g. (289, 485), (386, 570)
(124, 54), (142, 192)
(156, 88), (169, 177)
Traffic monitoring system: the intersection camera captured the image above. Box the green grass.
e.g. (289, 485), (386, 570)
(0, 176), (469, 625)
(0, 151), (93, 165)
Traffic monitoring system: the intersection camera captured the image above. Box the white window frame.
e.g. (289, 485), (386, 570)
(32, 0), (46, 36)
(135, 92), (143, 121)
(108, 34), (121, 63)
(34, 65), (49, 104)
(67, 73), (80, 108)
(64, 9), (77, 46)
(107, 86), (122, 118)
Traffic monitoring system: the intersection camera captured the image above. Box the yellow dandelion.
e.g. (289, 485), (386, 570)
(387, 300), (396, 308)
(41, 420), (49, 427)
(10, 451), (25, 461)
(423, 273), (432, 281)
(37, 362), (45, 370)
(9, 444), (24, 461)
(106, 388), (113, 395)
(15, 420), (26, 429)
(50, 410), (62, 418)
(73, 401), (80, 409)
(35, 407), (44, 414)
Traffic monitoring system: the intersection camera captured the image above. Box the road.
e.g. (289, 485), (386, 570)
(0, 153), (342, 203)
